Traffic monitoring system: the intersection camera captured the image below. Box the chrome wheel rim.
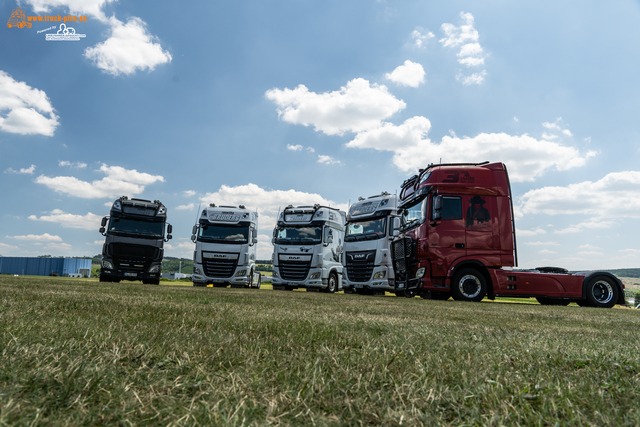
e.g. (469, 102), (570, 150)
(329, 275), (336, 292)
(592, 280), (613, 304)
(459, 274), (481, 299)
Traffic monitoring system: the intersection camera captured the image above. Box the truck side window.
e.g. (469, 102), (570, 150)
(433, 196), (462, 220)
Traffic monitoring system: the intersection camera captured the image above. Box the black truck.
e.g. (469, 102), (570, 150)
(99, 197), (172, 285)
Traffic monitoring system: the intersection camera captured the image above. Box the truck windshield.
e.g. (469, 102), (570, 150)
(400, 197), (427, 231)
(108, 218), (165, 238)
(198, 224), (249, 244)
(345, 217), (387, 242)
(275, 226), (322, 245)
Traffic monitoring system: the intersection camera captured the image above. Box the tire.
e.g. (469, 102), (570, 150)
(451, 268), (487, 302)
(536, 296), (570, 306)
(585, 276), (619, 308)
(256, 273), (261, 289)
(326, 272), (338, 293)
(249, 269), (254, 288)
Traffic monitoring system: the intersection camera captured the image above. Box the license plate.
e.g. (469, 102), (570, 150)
(287, 282), (302, 286)
(124, 272), (137, 277)
(355, 283), (363, 288)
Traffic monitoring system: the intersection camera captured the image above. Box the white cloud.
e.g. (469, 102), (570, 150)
(287, 144), (303, 151)
(176, 203), (195, 210)
(513, 116), (519, 122)
(457, 42), (483, 58)
(5, 164), (36, 174)
(35, 164), (164, 199)
(577, 251), (604, 257)
(538, 249), (557, 255)
(385, 60), (425, 88)
(440, 12), (479, 48)
(164, 240), (195, 259)
(84, 17), (172, 76)
(183, 190), (196, 197)
(345, 116), (595, 180)
(29, 209), (102, 230)
(578, 243), (601, 250)
(411, 28), (435, 48)
(458, 57), (485, 67)
(6, 233), (62, 242)
(306, 147), (315, 153)
(20, 0), (116, 21)
(59, 160), (87, 168)
(456, 70), (487, 85)
(542, 118), (573, 138)
(317, 155), (342, 165)
(518, 171), (640, 229)
(517, 228), (546, 236)
(0, 242), (20, 253)
(265, 78), (406, 136)
(0, 71), (59, 136)
(524, 241), (560, 246)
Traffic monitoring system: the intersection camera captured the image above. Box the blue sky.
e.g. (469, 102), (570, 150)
(1, 0), (639, 269)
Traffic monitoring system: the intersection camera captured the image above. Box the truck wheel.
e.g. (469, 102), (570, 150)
(326, 272), (338, 293)
(256, 273), (261, 289)
(451, 268), (487, 302)
(586, 276), (618, 308)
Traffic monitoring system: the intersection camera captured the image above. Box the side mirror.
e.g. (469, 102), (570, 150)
(167, 224), (173, 234)
(191, 235), (196, 243)
(99, 227), (105, 234)
(101, 217), (107, 227)
(167, 234), (172, 240)
(192, 225), (197, 235)
(433, 195), (442, 221)
(393, 217), (400, 230)
(252, 228), (258, 239)
(252, 238), (258, 244)
(327, 236), (333, 244)
(271, 237), (275, 245)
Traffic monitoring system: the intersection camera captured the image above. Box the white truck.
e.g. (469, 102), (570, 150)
(342, 193), (399, 295)
(271, 204), (346, 293)
(191, 204), (261, 288)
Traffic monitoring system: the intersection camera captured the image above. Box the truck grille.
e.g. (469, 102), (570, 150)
(345, 250), (376, 282)
(391, 237), (417, 289)
(202, 258), (238, 278)
(278, 260), (311, 281)
(108, 243), (159, 271)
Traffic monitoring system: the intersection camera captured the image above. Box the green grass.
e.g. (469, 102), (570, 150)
(2, 276), (640, 426)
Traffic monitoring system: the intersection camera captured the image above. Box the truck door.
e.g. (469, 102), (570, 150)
(428, 195), (465, 277)
(464, 195), (500, 264)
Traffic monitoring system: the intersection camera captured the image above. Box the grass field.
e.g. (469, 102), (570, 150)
(2, 275), (640, 426)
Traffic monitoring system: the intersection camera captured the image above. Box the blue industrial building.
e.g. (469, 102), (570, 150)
(0, 257), (92, 277)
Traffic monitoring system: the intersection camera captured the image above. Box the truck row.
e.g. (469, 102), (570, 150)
(97, 161), (626, 308)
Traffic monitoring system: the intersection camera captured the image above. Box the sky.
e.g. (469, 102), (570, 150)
(1, 0), (639, 270)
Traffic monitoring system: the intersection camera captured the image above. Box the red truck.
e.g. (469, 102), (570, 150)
(391, 161), (625, 308)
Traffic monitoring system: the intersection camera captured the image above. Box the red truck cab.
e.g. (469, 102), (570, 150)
(392, 162), (625, 308)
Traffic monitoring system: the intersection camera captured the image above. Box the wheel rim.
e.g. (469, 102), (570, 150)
(459, 274), (481, 299)
(592, 280), (613, 304)
(329, 275), (336, 292)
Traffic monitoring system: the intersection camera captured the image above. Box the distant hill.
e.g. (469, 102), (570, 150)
(607, 268), (640, 278)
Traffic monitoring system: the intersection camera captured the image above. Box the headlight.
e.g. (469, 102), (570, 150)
(112, 201), (122, 210)
(415, 267), (426, 278)
(236, 269), (247, 277)
(102, 260), (114, 270)
(309, 272), (320, 280)
(149, 265), (161, 273)
(194, 267), (202, 275)
(373, 271), (387, 280)
(158, 206), (167, 215)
